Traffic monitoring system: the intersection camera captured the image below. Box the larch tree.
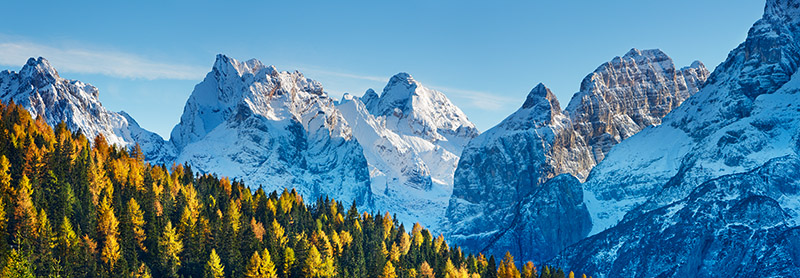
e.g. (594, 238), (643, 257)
(128, 198), (147, 252)
(245, 248), (277, 278)
(13, 175), (37, 245)
(380, 260), (397, 278)
(302, 244), (323, 277)
(498, 251), (520, 278)
(259, 248), (277, 278)
(1, 249), (34, 278)
(522, 261), (537, 278)
(0, 155), (12, 200)
(419, 261), (435, 278)
(159, 221), (183, 277)
(281, 247), (294, 278)
(97, 195), (121, 269)
(244, 250), (263, 278)
(56, 216), (78, 261)
(204, 249), (225, 278)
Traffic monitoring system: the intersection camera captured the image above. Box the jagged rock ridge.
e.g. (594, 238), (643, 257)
(556, 0), (800, 276)
(0, 57), (175, 163)
(445, 49), (708, 262)
(337, 73), (478, 229)
(170, 55), (372, 206)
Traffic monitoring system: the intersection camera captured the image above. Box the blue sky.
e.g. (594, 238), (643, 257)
(0, 1), (764, 137)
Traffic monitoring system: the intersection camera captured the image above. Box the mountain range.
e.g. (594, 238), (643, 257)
(2, 0), (799, 276)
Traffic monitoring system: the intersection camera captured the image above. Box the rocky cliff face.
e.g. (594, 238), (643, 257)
(337, 73), (478, 229)
(558, 156), (800, 277)
(170, 55), (372, 206)
(567, 49), (708, 163)
(557, 1), (800, 276)
(0, 57), (175, 164)
(445, 50), (708, 262)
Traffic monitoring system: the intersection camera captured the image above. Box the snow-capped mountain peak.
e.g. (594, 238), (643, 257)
(445, 48), (708, 263)
(213, 54), (277, 79)
(520, 83), (562, 123)
(19, 57), (60, 88)
(554, 1), (800, 275)
(0, 57), (175, 164)
(368, 72), (421, 116)
(365, 72), (478, 154)
(171, 54), (371, 207)
(336, 73), (479, 230)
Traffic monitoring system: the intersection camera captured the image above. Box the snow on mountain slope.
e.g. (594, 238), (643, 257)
(555, 156), (800, 277)
(445, 49), (707, 262)
(171, 55), (372, 206)
(337, 73), (478, 229)
(556, 1), (800, 276)
(363, 73), (478, 157)
(584, 0), (800, 235)
(445, 83), (594, 262)
(0, 57), (175, 164)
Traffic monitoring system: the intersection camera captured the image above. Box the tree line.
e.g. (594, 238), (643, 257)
(0, 101), (589, 278)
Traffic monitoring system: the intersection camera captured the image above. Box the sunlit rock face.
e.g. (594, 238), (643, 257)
(171, 54), (372, 207)
(0, 57), (175, 164)
(555, 0), (800, 276)
(337, 73), (478, 230)
(445, 48), (707, 262)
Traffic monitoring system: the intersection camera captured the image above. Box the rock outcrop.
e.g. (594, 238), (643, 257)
(556, 0), (800, 276)
(337, 73), (478, 229)
(0, 57), (175, 164)
(445, 49), (708, 262)
(170, 55), (372, 206)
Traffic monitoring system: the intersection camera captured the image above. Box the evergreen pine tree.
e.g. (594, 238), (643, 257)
(485, 255), (497, 278)
(540, 266), (552, 278)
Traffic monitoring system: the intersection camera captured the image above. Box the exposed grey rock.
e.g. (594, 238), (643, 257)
(0, 57), (175, 164)
(567, 49), (708, 163)
(170, 54), (372, 207)
(445, 49), (707, 263)
(558, 1), (800, 276)
(337, 72), (478, 230)
(554, 156), (800, 278)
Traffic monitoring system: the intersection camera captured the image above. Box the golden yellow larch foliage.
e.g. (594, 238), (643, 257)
(522, 261), (536, 278)
(419, 261), (435, 278)
(412, 222), (424, 247)
(382, 212), (393, 239)
(251, 217), (266, 241)
(128, 198), (147, 252)
(14, 175), (38, 240)
(380, 260), (397, 278)
(97, 196), (121, 268)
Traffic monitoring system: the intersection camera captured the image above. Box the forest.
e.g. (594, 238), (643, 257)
(0, 101), (588, 278)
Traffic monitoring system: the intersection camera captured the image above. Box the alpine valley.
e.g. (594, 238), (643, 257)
(0, 0), (798, 277)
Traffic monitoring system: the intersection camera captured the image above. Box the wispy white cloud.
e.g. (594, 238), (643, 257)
(0, 41), (207, 80)
(428, 85), (518, 111)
